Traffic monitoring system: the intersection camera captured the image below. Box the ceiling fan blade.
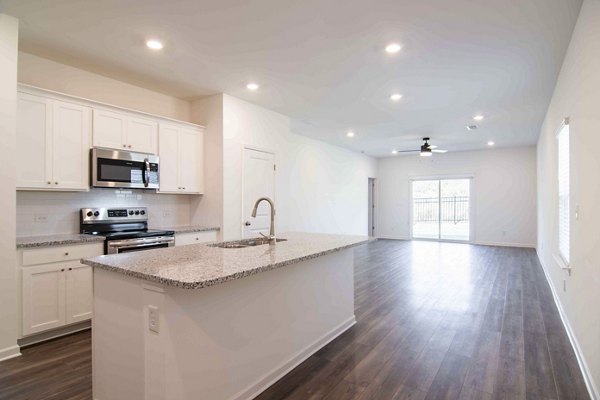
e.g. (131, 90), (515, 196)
(432, 149), (448, 153)
(395, 149), (420, 153)
(429, 145), (438, 149)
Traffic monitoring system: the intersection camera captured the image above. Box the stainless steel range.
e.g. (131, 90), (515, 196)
(80, 207), (174, 254)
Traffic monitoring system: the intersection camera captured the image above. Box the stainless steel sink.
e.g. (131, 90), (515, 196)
(210, 238), (288, 249)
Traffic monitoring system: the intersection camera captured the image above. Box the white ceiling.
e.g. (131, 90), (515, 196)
(2, 0), (582, 157)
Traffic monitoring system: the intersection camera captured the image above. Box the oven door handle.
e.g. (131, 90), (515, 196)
(107, 236), (174, 248)
(142, 158), (150, 188)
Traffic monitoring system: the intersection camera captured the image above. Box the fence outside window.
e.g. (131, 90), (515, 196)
(413, 196), (469, 224)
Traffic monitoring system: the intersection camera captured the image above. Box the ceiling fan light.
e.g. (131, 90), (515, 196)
(420, 150), (432, 157)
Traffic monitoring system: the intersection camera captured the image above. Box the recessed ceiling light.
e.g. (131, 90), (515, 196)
(385, 43), (402, 54)
(473, 115), (484, 121)
(346, 131), (355, 138)
(487, 141), (495, 146)
(390, 93), (403, 101)
(467, 125), (478, 131)
(246, 82), (259, 90)
(392, 150), (398, 154)
(146, 39), (163, 50)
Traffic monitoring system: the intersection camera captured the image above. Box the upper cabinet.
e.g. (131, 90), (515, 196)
(17, 93), (90, 191)
(16, 85), (203, 193)
(93, 109), (157, 154)
(158, 123), (204, 194)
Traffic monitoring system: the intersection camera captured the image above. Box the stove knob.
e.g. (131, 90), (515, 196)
(140, 210), (146, 215)
(86, 211), (93, 217)
(93, 211), (100, 217)
(135, 210), (140, 215)
(129, 210), (134, 216)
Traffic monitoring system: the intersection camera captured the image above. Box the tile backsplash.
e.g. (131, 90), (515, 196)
(17, 189), (192, 237)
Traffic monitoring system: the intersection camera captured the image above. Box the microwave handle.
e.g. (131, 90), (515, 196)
(143, 158), (150, 187)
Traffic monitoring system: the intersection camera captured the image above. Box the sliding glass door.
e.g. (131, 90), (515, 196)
(411, 178), (471, 242)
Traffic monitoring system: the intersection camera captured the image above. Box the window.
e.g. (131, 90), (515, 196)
(557, 121), (570, 264)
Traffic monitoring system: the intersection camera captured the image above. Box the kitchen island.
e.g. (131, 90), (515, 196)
(82, 232), (370, 400)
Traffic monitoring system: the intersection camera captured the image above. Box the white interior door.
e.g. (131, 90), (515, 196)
(242, 148), (275, 239)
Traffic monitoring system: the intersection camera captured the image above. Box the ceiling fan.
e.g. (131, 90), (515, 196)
(393, 137), (448, 157)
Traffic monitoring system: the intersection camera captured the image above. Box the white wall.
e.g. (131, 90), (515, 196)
(537, 0), (600, 396)
(221, 95), (377, 240)
(190, 94), (377, 240)
(377, 146), (537, 247)
(0, 14), (19, 361)
(190, 95), (224, 238)
(16, 190), (191, 236)
(17, 52), (191, 121)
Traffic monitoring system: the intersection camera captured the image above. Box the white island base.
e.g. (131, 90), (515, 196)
(92, 249), (355, 400)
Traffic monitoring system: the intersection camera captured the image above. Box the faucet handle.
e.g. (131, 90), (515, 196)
(259, 232), (269, 239)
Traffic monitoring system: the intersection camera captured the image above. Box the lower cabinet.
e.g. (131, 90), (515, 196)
(19, 242), (103, 337)
(175, 231), (218, 246)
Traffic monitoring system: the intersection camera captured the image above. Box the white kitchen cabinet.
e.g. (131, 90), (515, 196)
(17, 93), (90, 191)
(92, 109), (126, 150)
(158, 123), (203, 194)
(18, 242), (103, 338)
(22, 264), (66, 336)
(93, 109), (158, 154)
(65, 264), (93, 324)
(175, 231), (218, 246)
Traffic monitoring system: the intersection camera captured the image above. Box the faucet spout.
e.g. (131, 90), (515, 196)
(251, 197), (276, 243)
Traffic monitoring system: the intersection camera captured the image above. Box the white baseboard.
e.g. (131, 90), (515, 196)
(0, 345), (21, 362)
(375, 236), (536, 249)
(537, 250), (599, 400)
(231, 315), (357, 400)
(474, 241), (536, 248)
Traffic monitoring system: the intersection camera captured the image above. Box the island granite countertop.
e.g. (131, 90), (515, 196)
(82, 232), (371, 289)
(17, 234), (106, 248)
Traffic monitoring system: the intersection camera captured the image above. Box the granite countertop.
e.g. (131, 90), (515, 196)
(17, 234), (105, 249)
(154, 225), (220, 234)
(82, 232), (372, 289)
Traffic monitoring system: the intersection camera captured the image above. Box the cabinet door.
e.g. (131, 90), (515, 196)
(65, 264), (93, 324)
(178, 129), (200, 193)
(158, 124), (180, 192)
(93, 109), (126, 150)
(16, 93), (52, 189)
(127, 116), (158, 154)
(22, 264), (66, 336)
(175, 231), (217, 246)
(52, 101), (91, 190)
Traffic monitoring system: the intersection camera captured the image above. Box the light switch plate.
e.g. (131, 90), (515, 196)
(148, 305), (159, 333)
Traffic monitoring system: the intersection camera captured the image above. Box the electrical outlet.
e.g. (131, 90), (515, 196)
(34, 214), (48, 223)
(148, 305), (159, 333)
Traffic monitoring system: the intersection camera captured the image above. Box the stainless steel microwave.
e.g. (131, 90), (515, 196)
(92, 148), (159, 189)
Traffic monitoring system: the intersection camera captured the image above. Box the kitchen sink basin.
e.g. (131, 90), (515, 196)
(210, 238), (288, 249)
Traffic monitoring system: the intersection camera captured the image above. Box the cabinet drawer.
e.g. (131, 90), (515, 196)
(22, 243), (104, 266)
(175, 231), (217, 246)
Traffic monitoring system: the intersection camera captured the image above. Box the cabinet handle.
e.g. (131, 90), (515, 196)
(64, 252), (69, 256)
(60, 268), (65, 272)
(47, 181), (51, 185)
(55, 181), (59, 185)
(128, 145), (132, 148)
(195, 237), (199, 241)
(123, 144), (127, 148)
(183, 187), (186, 190)
(68, 267), (73, 271)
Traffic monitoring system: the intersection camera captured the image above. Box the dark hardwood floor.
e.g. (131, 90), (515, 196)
(0, 240), (590, 400)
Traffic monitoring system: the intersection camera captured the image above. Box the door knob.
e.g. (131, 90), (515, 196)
(244, 221), (251, 226)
